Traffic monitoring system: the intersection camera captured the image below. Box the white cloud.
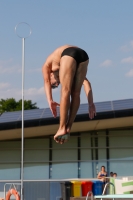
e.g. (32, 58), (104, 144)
(100, 59), (112, 67)
(0, 86), (45, 103)
(0, 82), (10, 90)
(120, 40), (133, 52)
(121, 56), (133, 64)
(0, 59), (21, 74)
(0, 84), (61, 108)
(25, 87), (44, 97)
(0, 65), (21, 74)
(0, 59), (42, 75)
(0, 88), (21, 100)
(126, 69), (133, 77)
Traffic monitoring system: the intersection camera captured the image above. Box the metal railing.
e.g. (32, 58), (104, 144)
(0, 177), (133, 200)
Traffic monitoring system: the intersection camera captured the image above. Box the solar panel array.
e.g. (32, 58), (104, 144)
(0, 99), (133, 123)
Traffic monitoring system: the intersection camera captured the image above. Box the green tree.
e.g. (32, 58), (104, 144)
(0, 98), (38, 114)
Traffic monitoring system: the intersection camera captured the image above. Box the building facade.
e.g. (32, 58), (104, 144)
(0, 99), (133, 180)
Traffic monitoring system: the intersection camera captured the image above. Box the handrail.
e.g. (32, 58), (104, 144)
(102, 182), (115, 195)
(86, 191), (94, 200)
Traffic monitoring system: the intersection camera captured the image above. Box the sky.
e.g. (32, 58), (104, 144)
(0, 1), (133, 109)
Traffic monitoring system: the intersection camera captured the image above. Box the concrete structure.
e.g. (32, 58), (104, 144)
(0, 98), (133, 180)
(0, 98), (133, 199)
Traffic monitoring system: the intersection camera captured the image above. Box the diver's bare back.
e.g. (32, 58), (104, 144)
(47, 45), (77, 71)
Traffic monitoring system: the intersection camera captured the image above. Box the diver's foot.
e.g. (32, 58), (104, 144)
(54, 127), (69, 144)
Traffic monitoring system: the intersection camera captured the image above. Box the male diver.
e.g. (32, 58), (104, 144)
(42, 45), (96, 144)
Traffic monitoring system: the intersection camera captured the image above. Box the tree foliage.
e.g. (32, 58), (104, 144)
(0, 98), (38, 114)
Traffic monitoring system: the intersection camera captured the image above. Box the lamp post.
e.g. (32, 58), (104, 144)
(15, 22), (32, 200)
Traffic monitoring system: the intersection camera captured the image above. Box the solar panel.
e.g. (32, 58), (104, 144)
(22, 108), (44, 120)
(77, 104), (88, 115)
(112, 99), (133, 110)
(0, 99), (133, 124)
(41, 108), (53, 118)
(95, 101), (112, 112)
(0, 110), (21, 123)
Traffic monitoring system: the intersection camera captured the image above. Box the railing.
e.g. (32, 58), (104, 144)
(102, 182), (115, 195)
(0, 177), (133, 200)
(86, 191), (94, 200)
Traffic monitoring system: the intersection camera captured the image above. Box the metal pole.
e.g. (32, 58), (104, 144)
(15, 22), (32, 200)
(21, 37), (25, 200)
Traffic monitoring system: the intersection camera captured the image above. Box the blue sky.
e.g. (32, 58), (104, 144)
(0, 1), (133, 108)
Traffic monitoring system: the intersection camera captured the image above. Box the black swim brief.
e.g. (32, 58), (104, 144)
(61, 47), (89, 65)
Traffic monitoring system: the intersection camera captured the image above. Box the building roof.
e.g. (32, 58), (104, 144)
(0, 99), (133, 131)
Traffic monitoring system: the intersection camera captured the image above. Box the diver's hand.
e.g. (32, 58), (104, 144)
(49, 100), (60, 118)
(89, 103), (96, 119)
